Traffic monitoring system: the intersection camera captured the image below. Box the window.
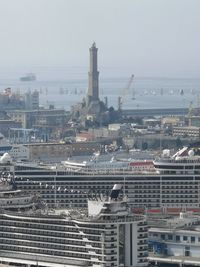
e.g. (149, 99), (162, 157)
(185, 246), (190, 257)
(168, 234), (173, 240)
(161, 234), (165, 240)
(183, 236), (188, 241)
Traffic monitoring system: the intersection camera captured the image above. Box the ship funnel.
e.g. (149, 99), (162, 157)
(110, 184), (123, 200)
(0, 153), (12, 164)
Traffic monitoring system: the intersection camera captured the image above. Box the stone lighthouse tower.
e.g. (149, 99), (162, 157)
(87, 42), (99, 105)
(70, 43), (109, 124)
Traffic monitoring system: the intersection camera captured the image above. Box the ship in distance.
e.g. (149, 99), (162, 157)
(0, 181), (148, 267)
(20, 73), (36, 81)
(0, 133), (29, 161)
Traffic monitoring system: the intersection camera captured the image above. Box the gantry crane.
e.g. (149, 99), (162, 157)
(118, 74), (134, 111)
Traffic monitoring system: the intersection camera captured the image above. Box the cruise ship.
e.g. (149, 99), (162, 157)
(153, 143), (200, 174)
(2, 142), (200, 211)
(0, 184), (148, 267)
(0, 133), (29, 161)
(0, 155), (35, 211)
(61, 152), (154, 174)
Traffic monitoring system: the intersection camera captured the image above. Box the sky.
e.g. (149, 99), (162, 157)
(0, 0), (200, 79)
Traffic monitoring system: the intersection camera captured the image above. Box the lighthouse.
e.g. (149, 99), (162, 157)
(87, 42), (99, 105)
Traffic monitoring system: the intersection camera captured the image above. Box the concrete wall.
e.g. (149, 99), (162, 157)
(26, 142), (101, 161)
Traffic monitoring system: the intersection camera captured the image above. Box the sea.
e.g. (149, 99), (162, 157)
(0, 68), (200, 111)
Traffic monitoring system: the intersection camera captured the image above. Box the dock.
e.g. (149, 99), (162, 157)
(122, 107), (190, 117)
(149, 253), (200, 266)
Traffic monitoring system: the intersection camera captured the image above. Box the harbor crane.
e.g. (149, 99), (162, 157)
(118, 74), (134, 111)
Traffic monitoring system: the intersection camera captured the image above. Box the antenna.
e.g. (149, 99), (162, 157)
(123, 177), (126, 197)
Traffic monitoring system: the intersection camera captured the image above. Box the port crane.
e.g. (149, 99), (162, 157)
(118, 74), (134, 111)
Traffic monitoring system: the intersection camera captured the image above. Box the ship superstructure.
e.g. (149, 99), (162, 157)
(0, 155), (35, 211)
(0, 184), (148, 267)
(0, 133), (29, 160)
(153, 143), (200, 174)
(61, 152), (154, 174)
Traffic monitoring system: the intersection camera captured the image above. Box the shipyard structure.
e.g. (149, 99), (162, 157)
(71, 43), (117, 126)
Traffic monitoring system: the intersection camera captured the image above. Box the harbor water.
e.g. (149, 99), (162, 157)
(0, 71), (200, 111)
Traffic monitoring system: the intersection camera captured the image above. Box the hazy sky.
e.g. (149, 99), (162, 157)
(0, 0), (200, 78)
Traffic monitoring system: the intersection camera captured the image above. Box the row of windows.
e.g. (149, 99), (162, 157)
(153, 233), (200, 244)
(162, 185), (198, 190)
(1, 238), (92, 253)
(0, 221), (79, 232)
(162, 195), (198, 198)
(0, 227), (86, 239)
(18, 181), (200, 187)
(134, 199), (160, 203)
(0, 233), (90, 246)
(0, 246), (91, 259)
(162, 200), (198, 203)
(4, 223), (104, 236)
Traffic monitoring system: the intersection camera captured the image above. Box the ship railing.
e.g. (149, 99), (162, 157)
(0, 194), (34, 199)
(75, 214), (145, 224)
(0, 203), (34, 209)
(62, 167), (156, 176)
(154, 158), (200, 164)
(0, 210), (146, 225)
(0, 251), (89, 266)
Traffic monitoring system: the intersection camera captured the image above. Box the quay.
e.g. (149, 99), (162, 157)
(149, 253), (200, 266)
(122, 107), (192, 117)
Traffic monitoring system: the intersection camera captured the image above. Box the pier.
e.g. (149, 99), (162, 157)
(122, 107), (191, 117)
(149, 253), (200, 267)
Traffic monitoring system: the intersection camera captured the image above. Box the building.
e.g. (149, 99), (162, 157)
(108, 123), (132, 138)
(161, 116), (181, 127)
(0, 88), (40, 111)
(173, 126), (200, 138)
(0, 88), (24, 111)
(24, 90), (39, 110)
(76, 131), (94, 142)
(0, 119), (22, 137)
(189, 116), (200, 127)
(149, 212), (200, 266)
(7, 109), (69, 140)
